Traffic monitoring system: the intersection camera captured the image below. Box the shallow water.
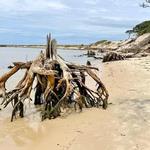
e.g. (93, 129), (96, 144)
(0, 47), (101, 150)
(0, 47), (94, 69)
(0, 47), (97, 89)
(0, 49), (150, 150)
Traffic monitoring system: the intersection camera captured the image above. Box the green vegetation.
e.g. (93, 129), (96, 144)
(126, 20), (150, 37)
(95, 40), (111, 46)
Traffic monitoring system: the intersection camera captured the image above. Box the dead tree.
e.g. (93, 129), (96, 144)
(103, 52), (125, 62)
(0, 34), (109, 122)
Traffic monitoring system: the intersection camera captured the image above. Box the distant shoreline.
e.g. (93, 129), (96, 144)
(0, 45), (45, 48)
(0, 44), (89, 50)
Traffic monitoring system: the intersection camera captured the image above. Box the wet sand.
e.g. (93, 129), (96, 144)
(0, 57), (150, 150)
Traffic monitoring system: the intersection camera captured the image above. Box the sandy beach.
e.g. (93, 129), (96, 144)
(0, 57), (150, 150)
(0, 0), (150, 149)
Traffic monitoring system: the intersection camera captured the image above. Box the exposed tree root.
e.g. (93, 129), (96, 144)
(0, 34), (109, 122)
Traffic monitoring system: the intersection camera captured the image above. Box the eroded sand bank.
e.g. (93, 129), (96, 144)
(0, 57), (150, 150)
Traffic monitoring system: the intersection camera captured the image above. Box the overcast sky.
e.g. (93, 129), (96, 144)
(0, 0), (150, 44)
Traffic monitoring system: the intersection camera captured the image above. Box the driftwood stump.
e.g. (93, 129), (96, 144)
(0, 34), (109, 122)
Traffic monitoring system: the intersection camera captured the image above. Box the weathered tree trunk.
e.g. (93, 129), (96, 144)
(0, 33), (109, 122)
(103, 52), (125, 62)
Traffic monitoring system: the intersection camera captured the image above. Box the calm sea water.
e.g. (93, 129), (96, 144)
(0, 47), (94, 69)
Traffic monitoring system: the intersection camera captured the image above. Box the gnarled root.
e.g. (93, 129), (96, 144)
(0, 34), (109, 122)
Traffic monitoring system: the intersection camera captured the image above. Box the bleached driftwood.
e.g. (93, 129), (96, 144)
(0, 34), (109, 121)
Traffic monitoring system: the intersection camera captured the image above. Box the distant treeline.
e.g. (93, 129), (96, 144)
(126, 20), (150, 37)
(0, 44), (45, 48)
(0, 44), (88, 49)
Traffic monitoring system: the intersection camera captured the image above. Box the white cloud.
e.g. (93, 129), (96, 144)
(109, 0), (139, 7)
(84, 0), (97, 5)
(24, 0), (69, 11)
(101, 16), (138, 22)
(0, 0), (149, 44)
(0, 27), (20, 33)
(0, 0), (69, 13)
(87, 8), (108, 15)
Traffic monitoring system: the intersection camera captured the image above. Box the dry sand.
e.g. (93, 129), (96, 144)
(0, 57), (150, 150)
